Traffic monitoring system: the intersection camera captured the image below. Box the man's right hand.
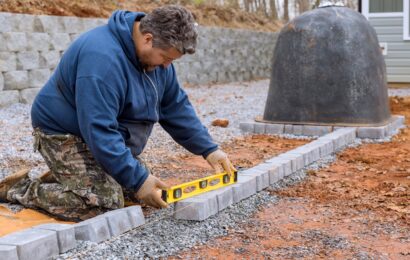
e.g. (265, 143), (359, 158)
(135, 175), (169, 209)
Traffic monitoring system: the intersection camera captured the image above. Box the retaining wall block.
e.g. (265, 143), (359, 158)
(63, 17), (86, 33)
(231, 175), (257, 203)
(0, 90), (19, 107)
(239, 121), (255, 134)
(302, 125), (333, 136)
(124, 205), (145, 228)
(4, 32), (27, 51)
(17, 51), (40, 70)
(29, 69), (50, 88)
(265, 123), (284, 135)
(174, 194), (218, 221)
(36, 15), (65, 33)
(39, 51), (60, 69)
(4, 71), (29, 90)
(239, 168), (269, 191)
(0, 72), (3, 91)
(33, 223), (76, 253)
(0, 13), (13, 32)
(0, 52), (17, 72)
(0, 245), (18, 260)
(0, 228), (59, 260)
(74, 216), (111, 243)
(20, 87), (41, 104)
(12, 14), (37, 32)
(50, 33), (72, 51)
(253, 122), (266, 134)
(27, 33), (51, 51)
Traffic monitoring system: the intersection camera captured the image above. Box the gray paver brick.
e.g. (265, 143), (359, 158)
(74, 216), (111, 243)
(17, 51), (40, 70)
(4, 32), (27, 51)
(4, 71), (29, 90)
(33, 223), (76, 253)
(0, 52), (17, 72)
(302, 125), (333, 136)
(0, 90), (19, 107)
(239, 121), (254, 133)
(0, 228), (59, 260)
(357, 126), (386, 139)
(124, 206), (145, 228)
(174, 194), (218, 221)
(279, 152), (304, 172)
(265, 123), (284, 134)
(50, 33), (72, 51)
(27, 33), (51, 51)
(268, 166), (281, 184)
(101, 209), (133, 237)
(253, 122), (266, 134)
(28, 69), (50, 88)
(240, 168), (269, 191)
(231, 175), (257, 203)
(39, 51), (60, 69)
(0, 245), (18, 260)
(20, 87), (41, 104)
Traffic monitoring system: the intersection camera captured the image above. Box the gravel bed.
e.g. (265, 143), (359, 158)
(57, 154), (337, 259)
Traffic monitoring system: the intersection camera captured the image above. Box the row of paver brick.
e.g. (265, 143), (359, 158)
(239, 115), (405, 139)
(0, 205), (145, 260)
(173, 127), (357, 221)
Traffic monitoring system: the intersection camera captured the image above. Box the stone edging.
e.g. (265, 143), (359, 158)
(0, 115), (405, 259)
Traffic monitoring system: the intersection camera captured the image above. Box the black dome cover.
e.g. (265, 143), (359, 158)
(263, 6), (391, 126)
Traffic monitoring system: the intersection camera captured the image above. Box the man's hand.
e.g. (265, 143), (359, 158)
(206, 149), (236, 175)
(135, 175), (169, 208)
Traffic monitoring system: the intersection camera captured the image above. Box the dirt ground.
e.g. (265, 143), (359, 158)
(0, 0), (281, 32)
(171, 97), (410, 259)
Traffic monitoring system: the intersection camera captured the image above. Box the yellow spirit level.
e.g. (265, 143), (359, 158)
(161, 171), (238, 204)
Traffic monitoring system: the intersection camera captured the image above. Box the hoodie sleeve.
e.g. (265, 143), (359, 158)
(159, 65), (218, 158)
(75, 75), (149, 192)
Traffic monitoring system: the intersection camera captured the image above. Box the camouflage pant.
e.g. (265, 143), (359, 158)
(7, 128), (126, 221)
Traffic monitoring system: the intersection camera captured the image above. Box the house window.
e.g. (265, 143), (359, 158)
(369, 0), (403, 13)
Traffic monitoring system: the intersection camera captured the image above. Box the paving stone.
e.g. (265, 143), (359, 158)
(4, 71), (29, 90)
(20, 87), (41, 104)
(388, 115), (405, 135)
(268, 166), (281, 184)
(0, 90), (19, 107)
(11, 14), (37, 32)
(253, 122), (266, 134)
(265, 123), (284, 134)
(231, 175), (257, 203)
(239, 168), (269, 191)
(302, 125), (333, 136)
(357, 126), (386, 139)
(74, 216), (111, 243)
(28, 69), (50, 88)
(3, 32), (27, 51)
(50, 33), (72, 51)
(0, 52), (17, 72)
(311, 139), (334, 157)
(239, 121), (254, 133)
(291, 143), (321, 165)
(100, 209), (133, 237)
(174, 194), (218, 221)
(27, 33), (51, 51)
(0, 245), (18, 260)
(39, 51), (60, 69)
(278, 152), (305, 172)
(17, 51), (40, 70)
(0, 228), (59, 260)
(124, 206), (145, 229)
(319, 128), (356, 150)
(33, 223), (76, 253)
(266, 157), (292, 177)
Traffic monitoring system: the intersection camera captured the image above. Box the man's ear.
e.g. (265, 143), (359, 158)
(142, 33), (153, 46)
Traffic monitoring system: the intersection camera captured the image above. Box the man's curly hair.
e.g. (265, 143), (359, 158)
(139, 5), (198, 54)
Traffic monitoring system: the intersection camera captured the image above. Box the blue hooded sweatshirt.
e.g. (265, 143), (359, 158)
(31, 10), (218, 191)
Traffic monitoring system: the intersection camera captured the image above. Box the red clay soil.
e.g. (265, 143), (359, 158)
(171, 97), (410, 259)
(0, 0), (281, 32)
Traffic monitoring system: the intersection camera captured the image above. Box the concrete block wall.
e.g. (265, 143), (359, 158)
(0, 12), (278, 107)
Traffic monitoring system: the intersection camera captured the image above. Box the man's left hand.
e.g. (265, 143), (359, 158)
(205, 149), (236, 175)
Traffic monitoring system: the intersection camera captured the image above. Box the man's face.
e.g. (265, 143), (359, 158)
(139, 45), (183, 71)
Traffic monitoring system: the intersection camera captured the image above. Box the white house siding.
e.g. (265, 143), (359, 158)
(369, 16), (410, 82)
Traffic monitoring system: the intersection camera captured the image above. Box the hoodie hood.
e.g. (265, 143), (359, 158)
(108, 10), (146, 69)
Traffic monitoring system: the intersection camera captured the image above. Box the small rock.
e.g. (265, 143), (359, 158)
(211, 118), (229, 128)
